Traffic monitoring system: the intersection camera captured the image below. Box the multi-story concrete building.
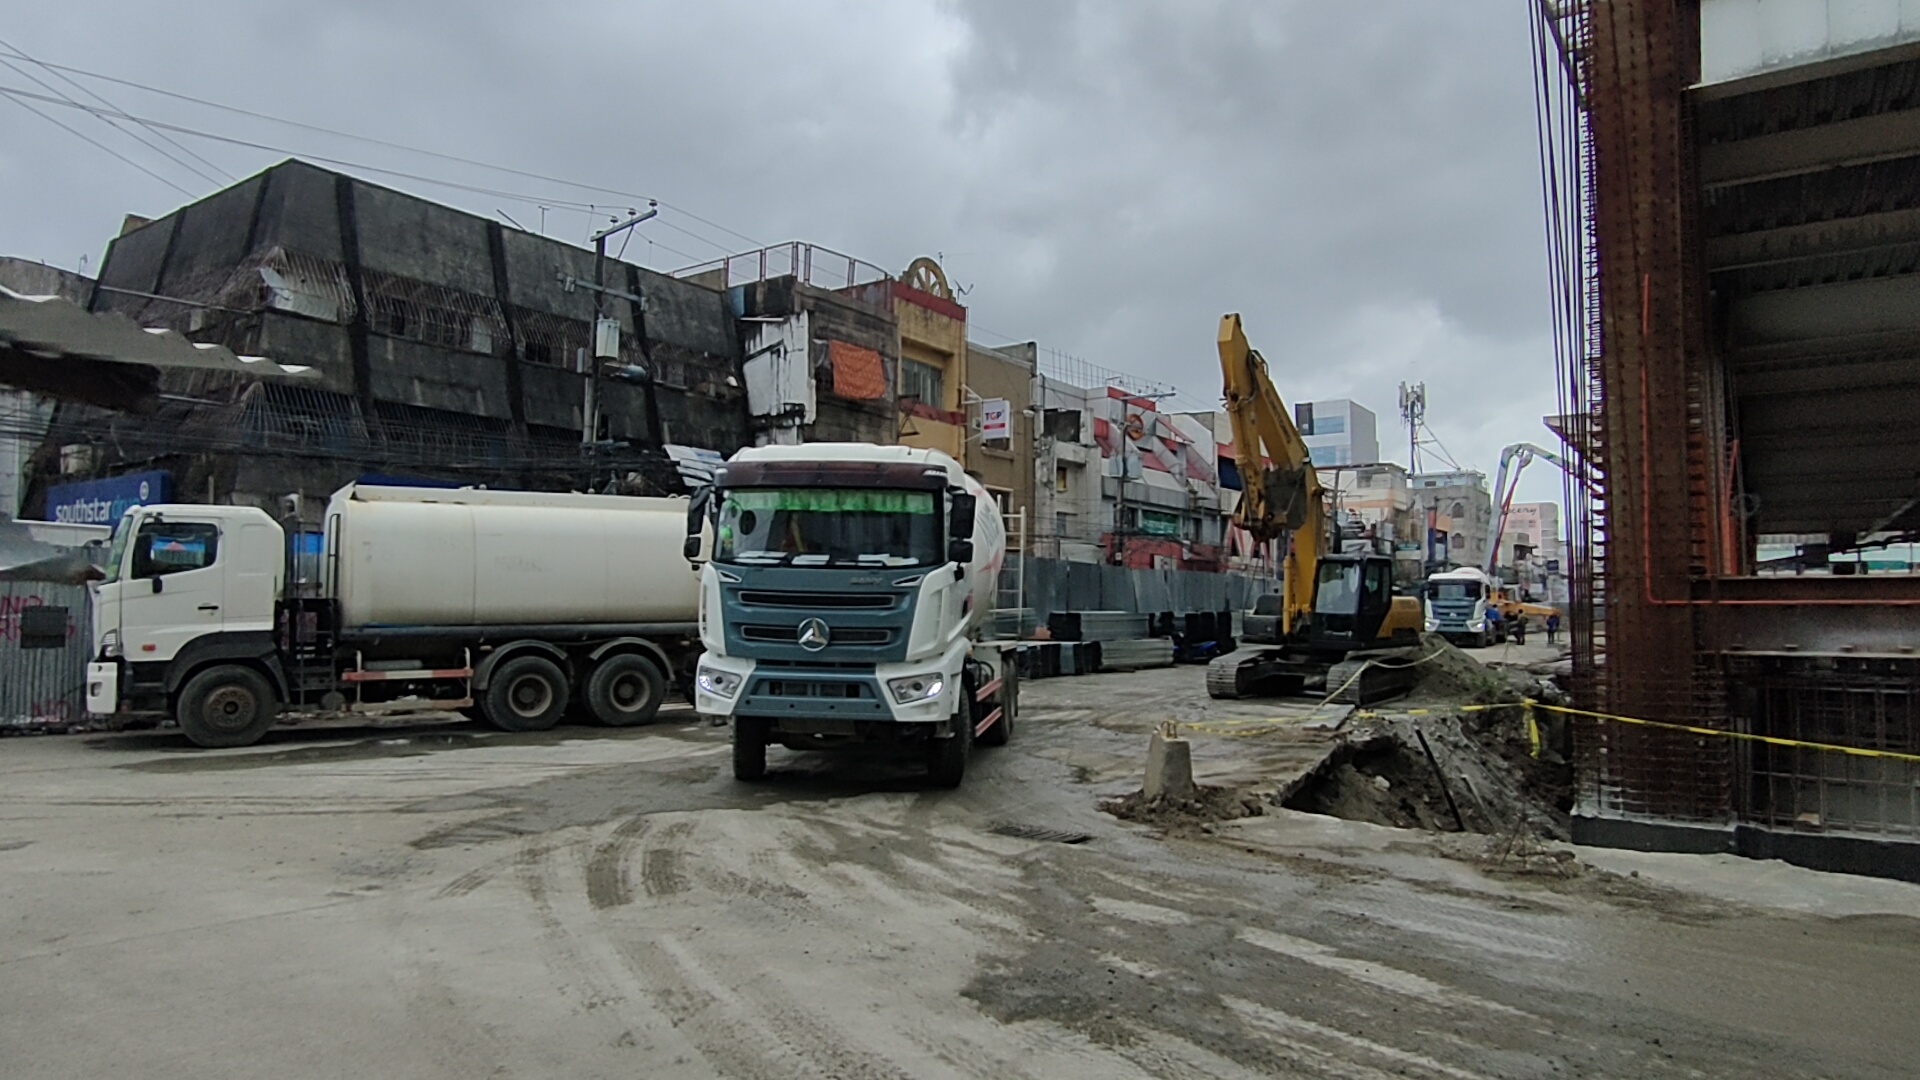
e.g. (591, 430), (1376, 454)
(1501, 500), (1566, 604)
(963, 340), (1037, 525)
(1413, 469), (1493, 572)
(1296, 398), (1379, 469)
(1327, 462), (1423, 580)
(20, 160), (750, 522)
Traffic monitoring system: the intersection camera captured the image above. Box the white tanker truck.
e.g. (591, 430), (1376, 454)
(686, 444), (1017, 787)
(86, 484), (702, 747)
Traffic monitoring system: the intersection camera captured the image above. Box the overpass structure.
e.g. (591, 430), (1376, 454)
(1534, 0), (1920, 879)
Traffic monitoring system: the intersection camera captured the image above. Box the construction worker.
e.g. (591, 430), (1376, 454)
(1512, 611), (1529, 646)
(1546, 611), (1561, 644)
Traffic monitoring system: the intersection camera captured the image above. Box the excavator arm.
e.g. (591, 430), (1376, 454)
(1218, 313), (1324, 634)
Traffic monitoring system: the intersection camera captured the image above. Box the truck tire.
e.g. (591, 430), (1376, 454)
(733, 717), (769, 781)
(483, 655), (569, 732)
(975, 682), (1011, 747)
(586, 654), (666, 727)
(926, 707), (971, 789)
(177, 665), (280, 749)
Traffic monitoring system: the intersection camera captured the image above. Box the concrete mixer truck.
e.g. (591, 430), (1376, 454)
(685, 444), (1018, 787)
(85, 483), (703, 747)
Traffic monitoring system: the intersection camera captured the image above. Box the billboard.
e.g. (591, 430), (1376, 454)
(44, 470), (172, 527)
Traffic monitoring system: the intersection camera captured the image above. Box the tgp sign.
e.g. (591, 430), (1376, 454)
(980, 398), (1011, 442)
(45, 470), (172, 526)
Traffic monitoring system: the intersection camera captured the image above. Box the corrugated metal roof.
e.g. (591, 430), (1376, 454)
(0, 286), (315, 408)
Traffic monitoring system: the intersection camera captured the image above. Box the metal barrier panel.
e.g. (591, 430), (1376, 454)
(0, 581), (92, 730)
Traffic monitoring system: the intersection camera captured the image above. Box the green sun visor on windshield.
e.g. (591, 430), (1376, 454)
(725, 490), (935, 514)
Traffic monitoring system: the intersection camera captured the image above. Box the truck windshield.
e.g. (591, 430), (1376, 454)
(102, 513), (133, 583)
(715, 488), (941, 568)
(1427, 581), (1483, 601)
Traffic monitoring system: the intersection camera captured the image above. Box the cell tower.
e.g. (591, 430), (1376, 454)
(1398, 381), (1427, 474)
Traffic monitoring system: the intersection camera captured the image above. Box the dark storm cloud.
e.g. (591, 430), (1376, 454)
(0, 1), (1565, 501)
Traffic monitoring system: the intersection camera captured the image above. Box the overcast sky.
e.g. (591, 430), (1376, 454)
(0, 1), (1567, 508)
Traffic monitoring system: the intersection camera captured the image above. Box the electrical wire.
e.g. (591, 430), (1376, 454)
(11, 55), (764, 249)
(0, 89), (195, 198)
(0, 36), (234, 185)
(0, 54), (221, 189)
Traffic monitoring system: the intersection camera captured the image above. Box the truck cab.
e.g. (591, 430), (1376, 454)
(1422, 566), (1504, 647)
(689, 444), (1014, 787)
(87, 505), (287, 737)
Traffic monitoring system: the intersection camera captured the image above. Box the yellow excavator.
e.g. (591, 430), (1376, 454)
(1208, 313), (1426, 703)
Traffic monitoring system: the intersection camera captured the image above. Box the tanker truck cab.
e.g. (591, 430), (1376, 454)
(691, 444), (1015, 787)
(87, 505), (287, 737)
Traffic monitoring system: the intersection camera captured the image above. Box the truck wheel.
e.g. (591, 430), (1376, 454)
(177, 665), (280, 748)
(483, 655), (569, 732)
(586, 654), (666, 727)
(733, 717), (769, 781)
(975, 685), (1011, 747)
(926, 707), (971, 789)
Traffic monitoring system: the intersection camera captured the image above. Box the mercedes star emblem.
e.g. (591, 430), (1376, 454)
(797, 618), (831, 651)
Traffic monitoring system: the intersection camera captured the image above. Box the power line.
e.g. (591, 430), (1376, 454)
(15, 56), (765, 249)
(0, 54), (221, 190)
(0, 89), (194, 198)
(0, 37), (234, 185)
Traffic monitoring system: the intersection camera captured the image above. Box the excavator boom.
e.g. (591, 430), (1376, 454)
(1218, 313), (1322, 634)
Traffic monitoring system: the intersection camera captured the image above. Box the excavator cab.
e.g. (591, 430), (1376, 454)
(1305, 554), (1398, 650)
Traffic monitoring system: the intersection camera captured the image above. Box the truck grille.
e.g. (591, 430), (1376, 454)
(737, 591), (895, 609)
(757, 680), (873, 699)
(741, 625), (892, 645)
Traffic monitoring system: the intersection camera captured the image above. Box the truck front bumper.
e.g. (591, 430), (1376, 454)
(86, 660), (120, 717)
(695, 651), (958, 726)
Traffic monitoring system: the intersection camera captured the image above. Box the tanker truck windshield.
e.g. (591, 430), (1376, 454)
(715, 488), (941, 568)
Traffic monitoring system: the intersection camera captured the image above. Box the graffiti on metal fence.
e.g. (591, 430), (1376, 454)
(0, 594), (78, 646)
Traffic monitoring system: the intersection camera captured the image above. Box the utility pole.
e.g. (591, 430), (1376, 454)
(582, 204), (659, 456)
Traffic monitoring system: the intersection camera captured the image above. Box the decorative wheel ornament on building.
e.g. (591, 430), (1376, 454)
(901, 257), (953, 299)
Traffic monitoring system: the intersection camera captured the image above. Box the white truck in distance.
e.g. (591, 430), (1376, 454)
(87, 484), (703, 747)
(687, 444), (1017, 788)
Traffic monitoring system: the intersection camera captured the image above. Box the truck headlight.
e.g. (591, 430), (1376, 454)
(1423, 619), (1438, 633)
(1467, 618), (1486, 632)
(99, 629), (121, 659)
(696, 666), (742, 699)
(886, 674), (944, 705)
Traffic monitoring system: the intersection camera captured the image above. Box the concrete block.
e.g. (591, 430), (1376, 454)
(1144, 729), (1195, 800)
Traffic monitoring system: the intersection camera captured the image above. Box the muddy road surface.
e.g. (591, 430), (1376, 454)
(4, 667), (1918, 1079)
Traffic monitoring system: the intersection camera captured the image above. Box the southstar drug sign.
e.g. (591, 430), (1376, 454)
(45, 470), (172, 526)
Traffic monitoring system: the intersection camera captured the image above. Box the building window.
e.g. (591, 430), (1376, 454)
(900, 359), (945, 409)
(1055, 465), (1069, 493)
(1140, 509), (1182, 537)
(1316, 414), (1346, 435)
(1450, 533), (1465, 549)
(1310, 445), (1350, 467)
(1451, 501), (1466, 519)
(1056, 511), (1070, 538)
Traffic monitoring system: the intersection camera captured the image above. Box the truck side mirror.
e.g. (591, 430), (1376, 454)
(948, 539), (974, 565)
(683, 536), (703, 561)
(685, 485), (711, 564)
(948, 490), (976, 540)
(151, 576), (164, 594)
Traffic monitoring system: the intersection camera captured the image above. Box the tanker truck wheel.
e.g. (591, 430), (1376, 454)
(586, 654), (666, 727)
(483, 655), (569, 732)
(733, 717), (769, 781)
(177, 665), (280, 748)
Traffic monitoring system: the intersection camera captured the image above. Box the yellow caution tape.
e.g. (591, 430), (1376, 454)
(1522, 699), (1920, 765)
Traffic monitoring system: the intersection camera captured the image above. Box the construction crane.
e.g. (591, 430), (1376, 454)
(1486, 441), (1580, 577)
(1207, 314), (1425, 702)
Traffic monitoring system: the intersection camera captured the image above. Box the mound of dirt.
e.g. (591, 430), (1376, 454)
(1101, 785), (1265, 828)
(1403, 633), (1529, 705)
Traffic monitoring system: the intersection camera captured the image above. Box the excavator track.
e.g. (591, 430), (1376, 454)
(1205, 649), (1258, 698)
(1323, 647), (1424, 705)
